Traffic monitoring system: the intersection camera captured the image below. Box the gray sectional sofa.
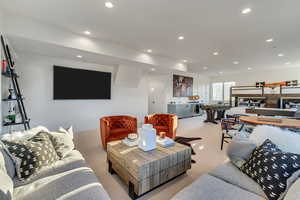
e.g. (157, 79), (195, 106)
(172, 125), (300, 200)
(0, 127), (111, 200)
(172, 162), (266, 200)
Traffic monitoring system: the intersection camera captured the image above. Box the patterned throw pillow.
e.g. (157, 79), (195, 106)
(240, 139), (300, 200)
(2, 132), (59, 180)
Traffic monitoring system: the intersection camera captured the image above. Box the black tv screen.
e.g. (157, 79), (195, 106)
(53, 66), (111, 100)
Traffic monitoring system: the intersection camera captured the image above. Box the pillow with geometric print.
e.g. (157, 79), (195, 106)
(2, 132), (59, 180)
(240, 139), (300, 200)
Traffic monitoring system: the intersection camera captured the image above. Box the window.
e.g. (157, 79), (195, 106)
(198, 84), (210, 103)
(212, 81), (236, 102)
(212, 82), (223, 101)
(224, 82), (236, 101)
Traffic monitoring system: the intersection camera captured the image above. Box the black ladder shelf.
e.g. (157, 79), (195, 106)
(1, 35), (30, 130)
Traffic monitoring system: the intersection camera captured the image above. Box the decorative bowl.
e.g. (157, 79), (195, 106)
(127, 133), (138, 141)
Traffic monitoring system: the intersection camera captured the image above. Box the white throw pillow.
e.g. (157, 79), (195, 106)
(58, 126), (74, 139)
(249, 125), (300, 154)
(284, 178), (300, 200)
(48, 128), (74, 158)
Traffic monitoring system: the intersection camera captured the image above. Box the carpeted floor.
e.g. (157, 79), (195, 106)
(74, 116), (229, 200)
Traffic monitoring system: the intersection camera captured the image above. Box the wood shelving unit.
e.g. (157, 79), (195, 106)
(1, 35), (30, 130)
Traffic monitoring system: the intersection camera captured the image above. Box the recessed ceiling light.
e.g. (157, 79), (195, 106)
(105, 1), (114, 8)
(178, 36), (185, 40)
(266, 38), (273, 43)
(77, 55), (82, 58)
(278, 53), (284, 57)
(219, 71), (223, 74)
(183, 59), (188, 63)
(150, 68), (156, 71)
(242, 8), (252, 14)
(84, 30), (91, 35)
(203, 66), (208, 70)
(213, 52), (219, 56)
(285, 62), (291, 65)
(147, 49), (152, 53)
(233, 61), (239, 65)
(248, 67), (252, 70)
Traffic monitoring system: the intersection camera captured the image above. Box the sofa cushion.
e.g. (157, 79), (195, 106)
(2, 132), (60, 180)
(227, 137), (257, 168)
(13, 150), (86, 187)
(209, 162), (267, 198)
(284, 178), (300, 200)
(13, 166), (111, 200)
(240, 139), (300, 200)
(13, 150), (111, 200)
(171, 174), (265, 200)
(0, 170), (13, 200)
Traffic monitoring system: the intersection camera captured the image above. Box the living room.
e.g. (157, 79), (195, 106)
(1, 1), (300, 200)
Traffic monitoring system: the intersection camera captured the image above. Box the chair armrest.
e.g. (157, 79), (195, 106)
(100, 119), (111, 138)
(169, 115), (178, 139)
(170, 115), (178, 128)
(144, 115), (154, 124)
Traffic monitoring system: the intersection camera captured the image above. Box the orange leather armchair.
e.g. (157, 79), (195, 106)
(144, 114), (178, 139)
(100, 115), (137, 149)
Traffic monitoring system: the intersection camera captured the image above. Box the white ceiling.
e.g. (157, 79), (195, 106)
(1, 0), (300, 75)
(7, 35), (174, 73)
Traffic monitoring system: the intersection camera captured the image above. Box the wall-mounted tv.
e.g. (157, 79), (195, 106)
(53, 66), (111, 100)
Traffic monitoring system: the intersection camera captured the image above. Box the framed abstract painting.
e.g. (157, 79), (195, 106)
(173, 75), (193, 97)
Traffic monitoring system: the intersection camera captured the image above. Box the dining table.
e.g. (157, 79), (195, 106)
(239, 116), (300, 129)
(245, 107), (296, 117)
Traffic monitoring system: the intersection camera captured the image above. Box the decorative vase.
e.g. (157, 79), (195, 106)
(138, 124), (157, 151)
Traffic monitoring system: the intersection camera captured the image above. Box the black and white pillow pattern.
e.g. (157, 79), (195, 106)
(2, 132), (59, 180)
(240, 139), (300, 200)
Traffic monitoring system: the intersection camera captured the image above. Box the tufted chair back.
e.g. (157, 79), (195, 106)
(144, 114), (178, 139)
(107, 117), (136, 130)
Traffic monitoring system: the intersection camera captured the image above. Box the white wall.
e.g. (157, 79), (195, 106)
(1, 53), (148, 133)
(0, 9), (4, 133)
(210, 67), (300, 86)
(148, 72), (210, 114)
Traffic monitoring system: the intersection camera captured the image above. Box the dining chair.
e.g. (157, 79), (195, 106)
(220, 118), (239, 150)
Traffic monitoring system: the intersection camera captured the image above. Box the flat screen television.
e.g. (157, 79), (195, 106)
(53, 66), (111, 100)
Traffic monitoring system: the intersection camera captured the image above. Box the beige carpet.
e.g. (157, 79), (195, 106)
(74, 116), (229, 200)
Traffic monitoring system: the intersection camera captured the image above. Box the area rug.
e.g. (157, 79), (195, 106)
(175, 136), (202, 163)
